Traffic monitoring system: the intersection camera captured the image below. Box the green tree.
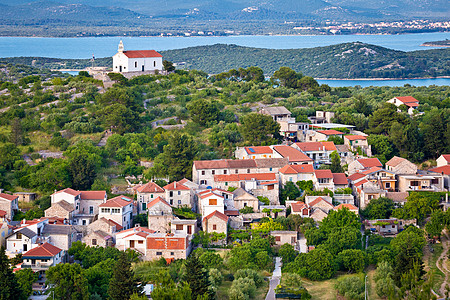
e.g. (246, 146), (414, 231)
(279, 243), (297, 264)
(375, 261), (396, 298)
(239, 113), (281, 145)
(163, 60), (175, 72)
(320, 208), (361, 233)
(425, 210), (446, 238)
(151, 270), (192, 300)
(185, 254), (213, 299)
(334, 275), (365, 300)
(367, 134), (394, 162)
(324, 227), (362, 255)
(368, 103), (407, 135)
(280, 181), (301, 203)
(0, 143), (21, 170)
(100, 103), (141, 134)
(393, 192), (440, 223)
(108, 252), (143, 300)
(0, 247), (24, 300)
(198, 251), (223, 270)
(85, 259), (115, 299)
(284, 248), (336, 280)
(271, 67), (300, 88)
(390, 226), (426, 257)
(336, 249), (365, 273)
(46, 263), (90, 300)
(9, 117), (25, 146)
(15, 268), (38, 299)
(330, 151), (343, 173)
(186, 98), (220, 126)
(361, 197), (395, 220)
(68, 152), (97, 190)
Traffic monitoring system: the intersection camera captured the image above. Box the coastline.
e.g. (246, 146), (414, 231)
(316, 76), (450, 80)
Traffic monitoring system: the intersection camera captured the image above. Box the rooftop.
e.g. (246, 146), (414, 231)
(23, 242), (62, 258)
(272, 145), (313, 163)
(136, 181), (165, 193)
(122, 50), (162, 58)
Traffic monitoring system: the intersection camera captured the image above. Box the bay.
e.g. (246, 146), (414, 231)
(318, 78), (450, 87)
(0, 32), (449, 59)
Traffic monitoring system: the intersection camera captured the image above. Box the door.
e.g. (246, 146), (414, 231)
(119, 66), (122, 72)
(130, 240), (135, 248)
(187, 225), (192, 234)
(23, 244), (27, 252)
(142, 65), (144, 71)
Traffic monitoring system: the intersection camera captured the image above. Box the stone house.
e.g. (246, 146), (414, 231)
(288, 201), (310, 217)
(272, 145), (314, 165)
(332, 173), (349, 190)
(306, 130), (344, 142)
(429, 165), (450, 190)
(279, 164), (315, 185)
(83, 230), (114, 248)
(385, 156), (417, 175)
(292, 141), (337, 167)
(197, 190), (224, 217)
(145, 233), (191, 261)
(115, 226), (156, 254)
(41, 224), (75, 251)
(348, 158), (382, 175)
(259, 106), (295, 134)
(387, 96), (419, 115)
(135, 181), (165, 213)
(13, 192), (36, 203)
(202, 210), (229, 237)
(0, 193), (18, 220)
(88, 217), (122, 235)
(360, 167), (397, 191)
(6, 227), (39, 255)
(235, 146), (274, 160)
(270, 231), (298, 247)
(313, 170), (334, 191)
(171, 219), (197, 238)
(99, 196), (134, 230)
(163, 179), (197, 208)
(232, 188), (259, 212)
(396, 171), (444, 192)
(45, 200), (74, 222)
(147, 197), (173, 233)
(344, 135), (371, 156)
(21, 242), (64, 272)
(436, 154), (450, 167)
(353, 179), (386, 209)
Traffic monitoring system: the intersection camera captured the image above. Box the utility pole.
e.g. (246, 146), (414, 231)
(365, 274), (368, 300)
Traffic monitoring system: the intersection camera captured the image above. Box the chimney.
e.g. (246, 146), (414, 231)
(174, 182), (176, 188)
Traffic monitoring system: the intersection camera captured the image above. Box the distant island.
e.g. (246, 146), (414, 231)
(421, 39), (450, 47)
(1, 42), (449, 79)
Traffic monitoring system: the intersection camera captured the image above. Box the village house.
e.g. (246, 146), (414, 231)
(436, 154), (450, 167)
(360, 167), (397, 191)
(270, 231), (298, 247)
(83, 230), (114, 248)
(115, 226), (156, 255)
(41, 224), (75, 251)
(288, 196), (336, 222)
(13, 192), (36, 203)
(272, 145), (314, 165)
(170, 219), (197, 238)
(288, 201), (310, 217)
(232, 188), (260, 212)
(45, 200), (74, 223)
(21, 242), (64, 272)
(308, 111), (335, 124)
(112, 41), (163, 73)
(313, 170), (335, 191)
(202, 210), (229, 238)
(146, 233), (192, 261)
(235, 146), (274, 160)
(292, 141), (337, 167)
(147, 197), (173, 233)
(333, 173), (349, 190)
(348, 158), (383, 175)
(385, 156), (417, 175)
(335, 203), (359, 214)
(197, 190), (225, 216)
(6, 227), (39, 255)
(259, 106), (295, 132)
(344, 135), (372, 156)
(429, 165), (450, 190)
(353, 179), (386, 209)
(396, 171), (444, 192)
(306, 130), (344, 143)
(99, 196), (134, 230)
(135, 181), (165, 213)
(0, 193), (18, 220)
(279, 164), (315, 185)
(387, 96), (419, 115)
(365, 218), (416, 235)
(336, 144), (355, 165)
(163, 179), (198, 208)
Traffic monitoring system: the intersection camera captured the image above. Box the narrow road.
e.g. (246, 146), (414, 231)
(265, 257), (282, 300)
(436, 230), (449, 297)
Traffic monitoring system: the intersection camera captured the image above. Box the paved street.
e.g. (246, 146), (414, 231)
(265, 257), (282, 300)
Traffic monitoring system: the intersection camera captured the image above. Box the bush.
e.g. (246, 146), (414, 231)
(334, 275), (365, 300)
(230, 277), (257, 300)
(209, 268), (223, 287)
(234, 269), (264, 287)
(239, 206), (254, 214)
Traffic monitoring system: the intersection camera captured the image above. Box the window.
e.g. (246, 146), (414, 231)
(154, 61), (156, 67)
(82, 220), (87, 225)
(247, 169), (250, 173)
(138, 240), (144, 244)
(124, 216), (126, 222)
(275, 236), (281, 242)
(92, 239), (97, 246)
(411, 181), (419, 186)
(270, 168), (273, 171)
(176, 224), (183, 230)
(178, 200), (182, 205)
(187, 226), (192, 234)
(225, 182), (228, 186)
(170, 191), (173, 197)
(431, 178), (439, 184)
(151, 194), (154, 198)
(142, 203), (147, 211)
(178, 191), (181, 196)
(156, 252), (162, 255)
(212, 170), (215, 175)
(244, 203), (247, 207)
(291, 237), (296, 243)
(89, 206), (94, 214)
(209, 199), (217, 205)
(224, 170), (227, 174)
(16, 233), (22, 239)
(213, 224), (217, 230)
(170, 252), (174, 256)
(135, 61), (137, 68)
(235, 169), (238, 174)
(200, 180), (206, 185)
(385, 182), (391, 188)
(289, 177), (293, 182)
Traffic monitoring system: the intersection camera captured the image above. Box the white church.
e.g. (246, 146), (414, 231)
(112, 41), (163, 73)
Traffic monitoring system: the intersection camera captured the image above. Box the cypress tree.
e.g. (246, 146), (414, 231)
(0, 247), (23, 300)
(185, 254), (213, 299)
(108, 252), (143, 300)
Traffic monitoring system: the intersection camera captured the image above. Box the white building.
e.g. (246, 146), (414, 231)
(98, 196), (134, 230)
(112, 41), (163, 73)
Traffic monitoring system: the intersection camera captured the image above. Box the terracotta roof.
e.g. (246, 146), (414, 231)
(0, 193), (18, 201)
(122, 50), (162, 58)
(295, 142), (337, 152)
(314, 169), (333, 179)
(385, 156), (408, 167)
(52, 188), (80, 197)
(361, 167), (383, 175)
(291, 201), (307, 213)
(214, 173), (276, 182)
(440, 154), (450, 162)
(272, 146), (313, 163)
(224, 210), (239, 216)
(0, 210), (7, 217)
(136, 182), (165, 193)
(163, 180), (191, 191)
(99, 196), (132, 208)
(23, 242), (62, 257)
(254, 158), (289, 168)
(147, 197), (171, 209)
(357, 158), (382, 168)
(203, 210), (229, 222)
(93, 230), (112, 240)
(244, 146), (273, 155)
(354, 179), (369, 187)
(335, 203), (358, 211)
(119, 226), (155, 235)
(260, 180), (278, 185)
(193, 160), (229, 169)
(210, 188), (233, 194)
(332, 173), (348, 185)
(347, 173), (367, 182)
(226, 160), (257, 169)
(200, 192), (224, 199)
(80, 191), (106, 200)
(385, 192), (409, 202)
(429, 165), (450, 176)
(147, 235), (188, 250)
(316, 130), (343, 136)
(94, 218), (123, 231)
(309, 197), (334, 208)
(345, 135), (367, 141)
(51, 200), (74, 212)
(279, 164), (314, 174)
(394, 96), (419, 106)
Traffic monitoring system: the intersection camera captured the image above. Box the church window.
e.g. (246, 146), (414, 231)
(135, 61), (137, 68)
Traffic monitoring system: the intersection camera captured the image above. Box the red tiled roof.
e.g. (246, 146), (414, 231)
(332, 173), (348, 185)
(147, 197), (171, 209)
(123, 50), (162, 58)
(23, 242), (62, 257)
(80, 191), (106, 200)
(52, 188), (80, 197)
(321, 142), (338, 151)
(441, 154), (450, 162)
(354, 179), (369, 187)
(99, 196), (132, 208)
(335, 203), (358, 211)
(0, 193), (18, 201)
(136, 182), (165, 193)
(295, 142), (337, 152)
(291, 201), (307, 213)
(361, 167), (383, 175)
(244, 146), (273, 155)
(163, 180), (191, 191)
(203, 210), (229, 222)
(193, 160), (229, 169)
(429, 165), (450, 176)
(273, 146), (313, 163)
(279, 164), (314, 174)
(224, 210), (239, 216)
(0, 210), (7, 217)
(260, 180), (278, 185)
(347, 173), (366, 181)
(214, 173), (276, 182)
(345, 135), (367, 141)
(120, 226), (155, 235)
(309, 197), (334, 208)
(147, 235), (188, 250)
(316, 130), (344, 136)
(395, 96), (418, 104)
(200, 192), (224, 199)
(314, 169), (333, 179)
(357, 158), (382, 168)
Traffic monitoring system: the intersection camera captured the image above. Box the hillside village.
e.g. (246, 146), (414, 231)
(0, 49), (449, 299)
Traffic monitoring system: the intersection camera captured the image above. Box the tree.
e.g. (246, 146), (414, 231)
(375, 261), (396, 298)
(239, 113), (281, 145)
(367, 134), (394, 162)
(151, 271), (192, 300)
(280, 182), (301, 203)
(271, 67), (300, 88)
(334, 275), (365, 300)
(198, 251), (223, 270)
(393, 192), (440, 223)
(336, 249), (365, 273)
(9, 117), (25, 146)
(46, 263), (90, 300)
(0, 247), (24, 300)
(324, 227), (361, 255)
(284, 248), (336, 280)
(68, 152), (97, 190)
(425, 210), (446, 238)
(361, 197), (395, 220)
(100, 103), (141, 134)
(330, 151), (343, 173)
(15, 268), (38, 299)
(163, 60), (175, 72)
(186, 99), (220, 126)
(368, 103), (407, 135)
(108, 252), (143, 300)
(85, 259), (115, 299)
(279, 243), (297, 264)
(185, 254), (213, 299)
(229, 277), (257, 300)
(0, 143), (21, 170)
(320, 208), (361, 233)
(392, 244), (425, 287)
(390, 226), (426, 258)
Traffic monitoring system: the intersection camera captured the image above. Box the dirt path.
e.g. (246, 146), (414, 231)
(437, 230), (449, 297)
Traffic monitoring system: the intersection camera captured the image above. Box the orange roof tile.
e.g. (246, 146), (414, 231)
(147, 235), (188, 250)
(163, 180), (191, 191)
(335, 203), (358, 211)
(0, 210), (6, 217)
(395, 96), (418, 104)
(357, 158), (382, 168)
(99, 196), (133, 208)
(429, 165), (450, 176)
(136, 182), (165, 193)
(291, 201), (307, 213)
(354, 179), (369, 187)
(361, 167), (383, 175)
(314, 169), (333, 179)
(203, 210), (229, 222)
(309, 197), (334, 208)
(120, 226), (155, 235)
(193, 160), (229, 169)
(52, 188), (80, 197)
(200, 192), (224, 199)
(347, 173), (367, 181)
(0, 193), (18, 201)
(332, 173), (348, 185)
(80, 191), (106, 200)
(345, 135), (367, 141)
(214, 173), (276, 182)
(23, 242), (62, 257)
(316, 130), (344, 135)
(273, 146), (313, 163)
(244, 146), (273, 155)
(279, 164), (314, 174)
(147, 197), (171, 209)
(441, 154), (450, 162)
(123, 50), (162, 58)
(295, 142), (337, 152)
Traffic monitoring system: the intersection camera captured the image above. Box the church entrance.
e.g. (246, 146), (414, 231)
(119, 66), (122, 72)
(142, 66), (144, 71)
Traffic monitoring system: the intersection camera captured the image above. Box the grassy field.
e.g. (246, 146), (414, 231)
(424, 243), (445, 293)
(215, 274), (269, 300)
